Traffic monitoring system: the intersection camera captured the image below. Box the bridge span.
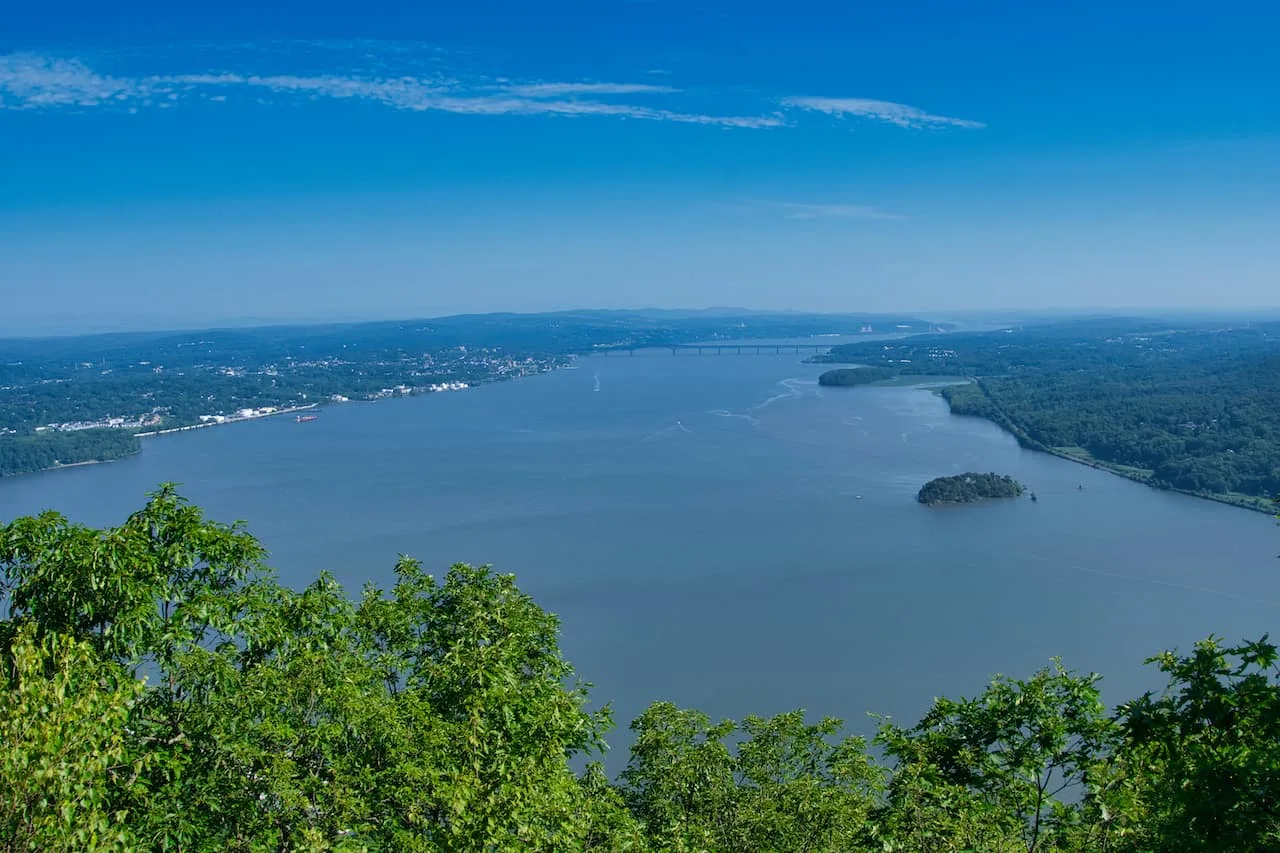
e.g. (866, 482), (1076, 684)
(599, 343), (837, 356)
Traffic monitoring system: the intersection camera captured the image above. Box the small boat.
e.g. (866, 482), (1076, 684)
(296, 414), (318, 423)
(1030, 492), (1038, 502)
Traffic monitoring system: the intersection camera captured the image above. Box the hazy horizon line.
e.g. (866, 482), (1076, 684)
(4, 305), (1280, 342)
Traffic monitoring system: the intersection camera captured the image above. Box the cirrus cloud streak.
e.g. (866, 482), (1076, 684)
(771, 202), (906, 220)
(0, 52), (982, 132)
(782, 96), (985, 129)
(0, 54), (781, 127)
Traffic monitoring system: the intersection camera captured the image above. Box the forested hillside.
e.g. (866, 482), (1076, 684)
(819, 319), (1280, 510)
(2, 489), (1277, 851)
(0, 429), (139, 477)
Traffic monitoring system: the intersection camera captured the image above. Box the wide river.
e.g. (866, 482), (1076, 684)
(2, 350), (1277, 766)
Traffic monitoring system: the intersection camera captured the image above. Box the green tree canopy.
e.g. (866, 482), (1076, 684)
(1, 488), (1276, 851)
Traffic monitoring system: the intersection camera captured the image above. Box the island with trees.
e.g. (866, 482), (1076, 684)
(816, 316), (1280, 513)
(918, 472), (1026, 505)
(817, 366), (897, 386)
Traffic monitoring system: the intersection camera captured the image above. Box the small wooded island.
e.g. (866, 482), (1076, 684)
(817, 367), (896, 387)
(917, 472), (1026, 505)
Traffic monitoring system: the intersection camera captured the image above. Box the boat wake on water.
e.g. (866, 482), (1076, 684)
(749, 378), (814, 412)
(707, 409), (761, 426)
(696, 379), (817, 428)
(900, 423), (939, 443)
(641, 420), (694, 442)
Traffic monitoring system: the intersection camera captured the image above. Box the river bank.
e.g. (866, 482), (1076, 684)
(936, 381), (1277, 516)
(4, 369), (545, 480)
(134, 403), (320, 437)
(4, 351), (1278, 774)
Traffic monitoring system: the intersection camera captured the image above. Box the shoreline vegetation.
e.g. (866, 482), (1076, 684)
(134, 402), (321, 437)
(2, 488), (1277, 851)
(0, 383), (495, 479)
(817, 366), (896, 387)
(0, 311), (938, 479)
(938, 381), (1278, 515)
(0, 429), (142, 479)
(814, 317), (1280, 516)
(918, 472), (1025, 505)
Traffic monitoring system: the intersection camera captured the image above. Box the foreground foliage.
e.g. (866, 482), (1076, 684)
(2, 488), (1278, 851)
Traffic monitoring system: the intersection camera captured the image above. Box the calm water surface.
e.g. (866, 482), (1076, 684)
(3, 352), (1277, 764)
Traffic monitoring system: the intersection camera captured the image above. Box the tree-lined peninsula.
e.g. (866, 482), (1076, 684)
(817, 367), (896, 386)
(816, 316), (1280, 513)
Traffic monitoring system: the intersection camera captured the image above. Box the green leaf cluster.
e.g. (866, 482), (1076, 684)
(2, 488), (1278, 851)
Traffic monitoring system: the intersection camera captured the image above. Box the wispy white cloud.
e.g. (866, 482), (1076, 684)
(227, 75), (776, 126)
(781, 96), (984, 129)
(770, 202), (905, 220)
(503, 82), (679, 97)
(714, 200), (906, 221)
(0, 54), (140, 108)
(161, 73), (251, 86)
(0, 52), (777, 127)
(0, 50), (977, 134)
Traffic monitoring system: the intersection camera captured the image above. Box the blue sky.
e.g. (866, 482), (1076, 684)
(2, 0), (1278, 333)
